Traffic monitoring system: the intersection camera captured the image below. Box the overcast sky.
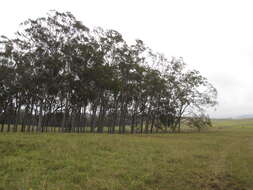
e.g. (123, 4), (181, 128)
(1, 0), (253, 118)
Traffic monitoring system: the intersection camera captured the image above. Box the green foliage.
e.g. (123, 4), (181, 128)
(186, 113), (212, 132)
(0, 11), (217, 133)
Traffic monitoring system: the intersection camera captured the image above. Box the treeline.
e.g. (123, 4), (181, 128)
(0, 11), (217, 133)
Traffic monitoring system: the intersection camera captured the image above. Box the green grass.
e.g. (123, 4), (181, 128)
(0, 119), (253, 190)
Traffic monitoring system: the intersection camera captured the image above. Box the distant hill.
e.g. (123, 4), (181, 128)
(234, 114), (253, 119)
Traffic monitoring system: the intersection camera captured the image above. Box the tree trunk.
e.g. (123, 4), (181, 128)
(111, 99), (119, 134)
(97, 103), (103, 133)
(140, 112), (144, 134)
(131, 114), (136, 134)
(61, 96), (69, 133)
(150, 115), (155, 133)
(90, 103), (97, 133)
(38, 100), (44, 132)
(14, 102), (21, 132)
(144, 105), (152, 133)
(71, 108), (76, 133)
(0, 117), (5, 132)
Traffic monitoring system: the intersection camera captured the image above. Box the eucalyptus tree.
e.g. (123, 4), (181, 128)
(0, 57), (15, 131)
(0, 36), (19, 132)
(12, 11), (91, 132)
(186, 113), (212, 132)
(0, 10), (217, 134)
(159, 57), (217, 132)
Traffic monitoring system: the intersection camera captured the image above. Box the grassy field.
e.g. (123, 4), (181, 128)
(0, 119), (253, 190)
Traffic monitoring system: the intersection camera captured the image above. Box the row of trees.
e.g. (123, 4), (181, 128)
(0, 11), (217, 133)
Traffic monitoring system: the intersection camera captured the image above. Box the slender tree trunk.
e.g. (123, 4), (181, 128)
(7, 111), (11, 132)
(144, 105), (152, 133)
(97, 103), (103, 133)
(150, 115), (155, 133)
(7, 115), (11, 132)
(140, 112), (144, 134)
(0, 115), (5, 132)
(131, 100), (139, 134)
(99, 102), (108, 133)
(33, 104), (38, 132)
(14, 101), (21, 132)
(71, 108), (76, 133)
(118, 100), (126, 134)
(76, 106), (81, 133)
(82, 106), (87, 133)
(177, 116), (182, 133)
(112, 98), (119, 134)
(21, 106), (28, 132)
(90, 103), (97, 133)
(131, 114), (135, 134)
(61, 95), (69, 133)
(122, 102), (128, 134)
(144, 117), (150, 133)
(38, 100), (44, 132)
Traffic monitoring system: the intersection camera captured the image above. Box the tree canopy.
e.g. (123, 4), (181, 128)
(0, 11), (217, 133)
